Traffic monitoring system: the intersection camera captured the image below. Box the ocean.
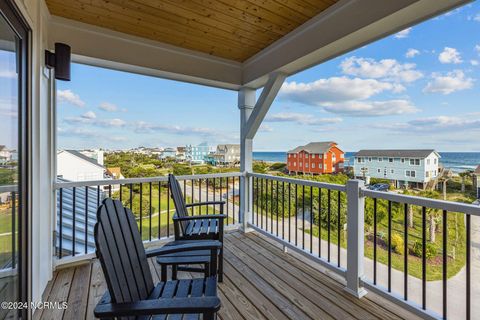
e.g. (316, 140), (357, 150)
(253, 151), (480, 173)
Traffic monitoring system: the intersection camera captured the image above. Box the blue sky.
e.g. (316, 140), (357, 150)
(55, 2), (480, 152)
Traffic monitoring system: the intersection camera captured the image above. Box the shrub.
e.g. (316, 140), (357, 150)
(411, 241), (437, 259)
(269, 162), (286, 171)
(390, 233), (404, 254)
(172, 164), (192, 176)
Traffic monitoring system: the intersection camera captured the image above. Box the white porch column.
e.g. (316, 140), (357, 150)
(239, 88), (255, 231)
(345, 179), (368, 298)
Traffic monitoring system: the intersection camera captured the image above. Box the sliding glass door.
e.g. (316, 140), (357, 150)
(0, 1), (29, 319)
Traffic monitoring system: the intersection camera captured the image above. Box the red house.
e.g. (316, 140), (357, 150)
(287, 142), (344, 175)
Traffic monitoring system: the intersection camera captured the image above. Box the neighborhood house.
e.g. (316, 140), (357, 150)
(353, 149), (440, 189)
(287, 142), (344, 175)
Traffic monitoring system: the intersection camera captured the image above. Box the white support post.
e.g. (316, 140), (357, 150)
(345, 179), (368, 298)
(239, 88), (255, 232)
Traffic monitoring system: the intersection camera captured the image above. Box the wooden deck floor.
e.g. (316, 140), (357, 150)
(36, 231), (420, 320)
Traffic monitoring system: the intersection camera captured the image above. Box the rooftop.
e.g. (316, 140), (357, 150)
(355, 149), (438, 158)
(288, 141), (338, 154)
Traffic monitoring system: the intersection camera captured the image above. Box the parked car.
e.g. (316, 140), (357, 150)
(367, 183), (390, 192)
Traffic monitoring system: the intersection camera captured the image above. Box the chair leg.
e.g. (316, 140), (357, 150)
(161, 265), (167, 282)
(203, 312), (215, 320)
(172, 265), (178, 280)
(218, 247), (223, 283)
(205, 263), (210, 277)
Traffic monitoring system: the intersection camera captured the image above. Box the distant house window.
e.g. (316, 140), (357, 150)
(378, 158), (383, 162)
(305, 163), (309, 168)
(426, 171), (430, 178)
(401, 158), (405, 163)
(410, 159), (420, 166)
(391, 169), (394, 174)
(312, 154), (315, 159)
(294, 162), (296, 166)
(434, 158), (437, 165)
(356, 157), (363, 163)
(305, 154), (308, 159)
(377, 169), (381, 173)
(319, 164), (323, 169)
(427, 159), (430, 165)
(288, 154), (291, 158)
(389, 158), (393, 163)
(294, 154), (297, 158)
(368, 157), (372, 162)
(300, 162), (302, 167)
(312, 163), (315, 168)
(406, 170), (416, 177)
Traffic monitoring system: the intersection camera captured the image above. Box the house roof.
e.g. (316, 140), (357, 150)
(106, 167), (122, 177)
(355, 150), (438, 158)
(287, 142), (339, 154)
(63, 150), (105, 169)
(474, 165), (480, 175)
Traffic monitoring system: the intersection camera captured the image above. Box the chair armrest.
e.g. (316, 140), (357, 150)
(185, 201), (225, 208)
(145, 240), (222, 258)
(94, 296), (221, 318)
(173, 214), (226, 221)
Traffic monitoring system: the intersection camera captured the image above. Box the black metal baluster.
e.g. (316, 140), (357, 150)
(260, 178), (264, 230)
(422, 206), (426, 310)
(295, 184), (298, 246)
(270, 179), (274, 234)
(199, 178), (202, 206)
(85, 186), (88, 254)
(226, 177), (229, 222)
(97, 186), (100, 207)
(139, 183), (143, 237)
(149, 182), (152, 241)
(373, 198), (377, 285)
(59, 189), (63, 258)
(404, 203), (409, 301)
(276, 180), (279, 237)
(310, 186), (313, 254)
(233, 177), (236, 224)
(213, 177), (216, 206)
(183, 179), (186, 201)
(129, 183), (133, 211)
(466, 213), (471, 320)
(11, 192), (15, 266)
(206, 178), (209, 214)
(388, 200), (392, 292)
(191, 179), (194, 215)
(255, 177), (258, 226)
(302, 185), (305, 250)
(337, 190), (341, 267)
(158, 182), (161, 240)
(167, 183), (170, 237)
(108, 185), (112, 198)
(442, 209), (447, 318)
(282, 181), (285, 240)
(327, 189), (331, 262)
(120, 184), (122, 202)
(288, 182), (291, 243)
(319, 188), (322, 258)
(72, 187), (76, 256)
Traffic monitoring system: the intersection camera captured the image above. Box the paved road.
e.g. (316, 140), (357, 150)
(183, 181), (478, 319)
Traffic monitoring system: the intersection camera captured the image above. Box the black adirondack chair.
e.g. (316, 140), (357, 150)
(93, 198), (222, 319)
(168, 174), (226, 282)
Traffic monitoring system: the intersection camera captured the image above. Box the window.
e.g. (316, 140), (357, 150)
(300, 162), (302, 167)
(389, 158), (393, 163)
(427, 159), (430, 165)
(288, 154), (291, 158)
(319, 164), (323, 169)
(391, 169), (394, 174)
(312, 163), (315, 168)
(426, 171), (430, 178)
(305, 163), (309, 168)
(368, 157), (372, 162)
(406, 170), (416, 177)
(312, 154), (315, 159)
(434, 158), (437, 165)
(410, 159), (420, 166)
(305, 154), (308, 159)
(378, 158), (383, 162)
(401, 158), (405, 163)
(294, 162), (296, 166)
(377, 169), (381, 173)
(356, 157), (363, 163)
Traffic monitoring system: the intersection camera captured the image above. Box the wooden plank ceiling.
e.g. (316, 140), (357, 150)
(45, 0), (338, 62)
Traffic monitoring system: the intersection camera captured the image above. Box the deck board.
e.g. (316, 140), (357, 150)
(42, 231), (420, 320)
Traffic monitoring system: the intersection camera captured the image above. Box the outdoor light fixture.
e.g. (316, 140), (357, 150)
(45, 42), (71, 81)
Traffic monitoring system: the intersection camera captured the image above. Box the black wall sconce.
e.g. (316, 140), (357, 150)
(45, 43), (71, 81)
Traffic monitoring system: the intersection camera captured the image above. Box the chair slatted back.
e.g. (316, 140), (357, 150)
(168, 174), (189, 233)
(94, 198), (155, 305)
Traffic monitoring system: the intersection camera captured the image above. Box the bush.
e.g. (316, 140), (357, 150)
(411, 241), (437, 259)
(253, 161), (268, 173)
(269, 162), (286, 171)
(390, 233), (404, 254)
(172, 164), (192, 176)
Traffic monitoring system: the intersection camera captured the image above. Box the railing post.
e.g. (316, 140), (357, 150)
(239, 88), (255, 232)
(345, 179), (367, 298)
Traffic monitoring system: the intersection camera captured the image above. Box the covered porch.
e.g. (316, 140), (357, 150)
(1, 0), (477, 319)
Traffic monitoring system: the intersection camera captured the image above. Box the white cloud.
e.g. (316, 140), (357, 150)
(474, 13), (480, 22)
(394, 27), (412, 39)
(423, 70), (474, 94)
(265, 112), (342, 126)
(280, 77), (403, 105)
(438, 47), (462, 64)
(471, 60), (479, 66)
(376, 115), (480, 133)
(57, 89), (85, 107)
(340, 57), (423, 83)
(133, 121), (216, 136)
(475, 45), (480, 54)
(99, 102), (126, 112)
(101, 118), (126, 127)
(259, 124), (273, 132)
(0, 70), (17, 78)
(82, 111), (96, 119)
(405, 49), (420, 58)
(322, 100), (418, 117)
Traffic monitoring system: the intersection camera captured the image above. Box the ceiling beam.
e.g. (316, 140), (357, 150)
(242, 0), (471, 88)
(243, 73), (286, 140)
(48, 16), (243, 90)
